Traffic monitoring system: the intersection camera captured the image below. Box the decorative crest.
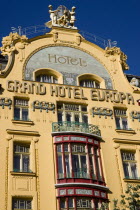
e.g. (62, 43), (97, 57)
(0, 32), (28, 61)
(105, 47), (129, 70)
(46, 5), (77, 29)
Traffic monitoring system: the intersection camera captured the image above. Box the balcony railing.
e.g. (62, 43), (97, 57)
(52, 121), (101, 136)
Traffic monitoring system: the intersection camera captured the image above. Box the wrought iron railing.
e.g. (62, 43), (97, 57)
(10, 25), (117, 49)
(52, 121), (101, 136)
(125, 176), (140, 180)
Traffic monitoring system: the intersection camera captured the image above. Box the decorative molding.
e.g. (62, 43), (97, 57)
(6, 129), (40, 136)
(131, 111), (140, 122)
(5, 147), (8, 210)
(0, 32), (28, 61)
(92, 107), (113, 119)
(36, 149), (40, 210)
(55, 183), (109, 191)
(32, 101), (55, 113)
(0, 98), (12, 109)
(105, 47), (129, 70)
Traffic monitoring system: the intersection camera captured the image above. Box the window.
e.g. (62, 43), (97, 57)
(13, 143), (30, 173)
(36, 74), (58, 83)
(56, 139), (103, 181)
(80, 79), (100, 88)
(59, 197), (102, 210)
(12, 198), (32, 209)
(114, 109), (128, 130)
(57, 103), (88, 124)
(14, 98), (29, 121)
(121, 151), (138, 179)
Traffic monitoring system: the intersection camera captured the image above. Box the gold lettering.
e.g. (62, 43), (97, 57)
(112, 92), (120, 103)
(119, 92), (126, 103)
(7, 80), (14, 92)
(91, 90), (98, 101)
(126, 93), (135, 105)
(80, 89), (88, 100)
(39, 84), (46, 95)
(21, 82), (30, 93)
(50, 85), (58, 97)
(66, 87), (72, 98)
(97, 90), (105, 101)
(73, 88), (81, 99)
(58, 86), (65, 97)
(14, 80), (22, 92)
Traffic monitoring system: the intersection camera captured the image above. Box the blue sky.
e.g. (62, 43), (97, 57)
(0, 0), (139, 76)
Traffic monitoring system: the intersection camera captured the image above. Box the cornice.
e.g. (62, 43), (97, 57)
(6, 129), (40, 136)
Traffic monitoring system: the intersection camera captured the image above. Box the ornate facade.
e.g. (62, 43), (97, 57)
(0, 5), (140, 210)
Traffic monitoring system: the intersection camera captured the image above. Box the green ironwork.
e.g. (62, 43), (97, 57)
(52, 121), (101, 136)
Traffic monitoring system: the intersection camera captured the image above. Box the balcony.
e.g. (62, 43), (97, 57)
(52, 121), (101, 136)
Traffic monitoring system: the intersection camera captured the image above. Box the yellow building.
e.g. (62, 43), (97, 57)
(0, 5), (140, 210)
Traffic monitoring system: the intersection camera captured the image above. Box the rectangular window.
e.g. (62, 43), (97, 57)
(57, 103), (88, 124)
(13, 143), (30, 173)
(114, 109), (128, 130)
(12, 198), (32, 209)
(14, 98), (29, 121)
(121, 151), (138, 179)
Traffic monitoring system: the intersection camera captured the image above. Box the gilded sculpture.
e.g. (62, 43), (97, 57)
(46, 5), (77, 29)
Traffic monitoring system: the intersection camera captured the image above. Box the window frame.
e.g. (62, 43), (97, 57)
(12, 198), (32, 210)
(114, 108), (129, 130)
(14, 98), (29, 121)
(121, 150), (139, 180)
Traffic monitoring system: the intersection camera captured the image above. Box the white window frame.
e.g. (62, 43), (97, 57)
(14, 98), (29, 121)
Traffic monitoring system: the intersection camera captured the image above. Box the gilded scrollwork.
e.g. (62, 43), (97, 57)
(32, 100), (55, 113)
(92, 107), (113, 119)
(0, 32), (28, 62)
(105, 46), (129, 70)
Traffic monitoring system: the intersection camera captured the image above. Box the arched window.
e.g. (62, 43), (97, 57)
(78, 74), (105, 89)
(80, 79), (100, 88)
(36, 74), (58, 84)
(33, 68), (63, 84)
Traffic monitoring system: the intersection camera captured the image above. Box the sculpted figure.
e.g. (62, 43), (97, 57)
(130, 77), (139, 87)
(46, 5), (59, 28)
(70, 6), (76, 27)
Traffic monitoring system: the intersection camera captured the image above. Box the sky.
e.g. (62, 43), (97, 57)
(0, 0), (140, 76)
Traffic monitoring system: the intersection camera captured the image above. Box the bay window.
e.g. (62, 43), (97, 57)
(121, 151), (138, 179)
(55, 136), (103, 181)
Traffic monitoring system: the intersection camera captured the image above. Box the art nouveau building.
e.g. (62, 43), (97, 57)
(0, 5), (140, 210)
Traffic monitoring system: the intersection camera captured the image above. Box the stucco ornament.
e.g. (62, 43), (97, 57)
(105, 46), (129, 70)
(0, 32), (28, 61)
(130, 77), (139, 87)
(46, 5), (77, 29)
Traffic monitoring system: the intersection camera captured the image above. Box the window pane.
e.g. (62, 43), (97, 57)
(58, 155), (63, 175)
(68, 198), (74, 208)
(65, 155), (70, 177)
(82, 114), (88, 124)
(22, 155), (29, 172)
(22, 108), (28, 121)
(131, 163), (138, 179)
(14, 107), (20, 120)
(115, 117), (121, 129)
(66, 112), (71, 122)
(123, 163), (129, 178)
(122, 118), (128, 130)
(14, 155), (20, 171)
(58, 111), (63, 122)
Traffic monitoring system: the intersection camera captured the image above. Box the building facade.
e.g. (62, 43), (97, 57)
(0, 5), (140, 210)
